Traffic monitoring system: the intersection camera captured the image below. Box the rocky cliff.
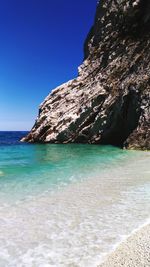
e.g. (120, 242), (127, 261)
(22, 0), (150, 149)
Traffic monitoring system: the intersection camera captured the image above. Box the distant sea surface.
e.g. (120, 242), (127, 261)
(0, 131), (29, 145)
(0, 131), (150, 267)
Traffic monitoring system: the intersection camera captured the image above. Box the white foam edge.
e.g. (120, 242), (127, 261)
(97, 217), (150, 266)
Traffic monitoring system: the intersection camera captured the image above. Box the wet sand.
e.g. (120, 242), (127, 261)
(99, 224), (150, 267)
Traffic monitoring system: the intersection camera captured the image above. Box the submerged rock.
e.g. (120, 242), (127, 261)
(22, 0), (150, 149)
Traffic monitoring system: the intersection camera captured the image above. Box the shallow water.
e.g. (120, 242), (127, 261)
(0, 132), (150, 267)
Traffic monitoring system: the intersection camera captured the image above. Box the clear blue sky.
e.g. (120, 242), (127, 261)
(0, 0), (97, 131)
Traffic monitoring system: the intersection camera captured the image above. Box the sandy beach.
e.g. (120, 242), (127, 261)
(99, 224), (150, 267)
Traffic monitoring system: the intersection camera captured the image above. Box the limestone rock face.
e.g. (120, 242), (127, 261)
(23, 0), (150, 149)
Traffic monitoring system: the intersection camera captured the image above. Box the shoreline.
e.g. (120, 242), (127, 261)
(0, 143), (149, 266)
(98, 222), (150, 267)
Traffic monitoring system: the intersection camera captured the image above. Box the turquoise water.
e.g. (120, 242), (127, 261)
(0, 143), (129, 203)
(0, 134), (150, 267)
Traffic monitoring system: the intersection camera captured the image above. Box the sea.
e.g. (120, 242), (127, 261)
(0, 131), (150, 267)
